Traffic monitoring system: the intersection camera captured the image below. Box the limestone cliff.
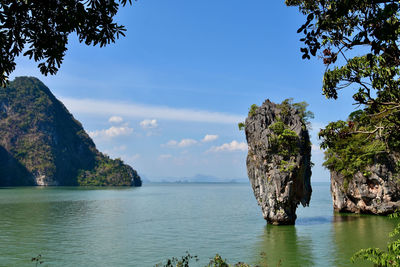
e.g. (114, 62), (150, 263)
(0, 77), (141, 187)
(319, 112), (400, 215)
(244, 99), (312, 225)
(331, 160), (400, 214)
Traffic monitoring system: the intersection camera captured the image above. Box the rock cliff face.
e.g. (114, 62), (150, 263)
(245, 99), (312, 225)
(331, 162), (400, 214)
(0, 77), (141, 187)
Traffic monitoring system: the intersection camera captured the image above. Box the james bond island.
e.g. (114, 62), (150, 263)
(243, 99), (313, 225)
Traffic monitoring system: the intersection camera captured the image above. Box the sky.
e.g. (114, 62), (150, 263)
(10, 0), (360, 182)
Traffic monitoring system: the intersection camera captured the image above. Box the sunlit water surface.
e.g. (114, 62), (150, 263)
(0, 183), (398, 266)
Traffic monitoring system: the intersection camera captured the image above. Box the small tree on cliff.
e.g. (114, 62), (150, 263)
(0, 0), (134, 87)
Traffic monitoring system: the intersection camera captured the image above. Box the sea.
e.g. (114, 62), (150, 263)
(0, 182), (397, 266)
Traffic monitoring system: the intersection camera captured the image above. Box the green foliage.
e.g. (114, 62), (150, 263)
(342, 178), (349, 192)
(286, 0), (400, 155)
(277, 98), (314, 123)
(0, 0), (134, 87)
(248, 104), (259, 117)
(292, 101), (314, 123)
(278, 99), (292, 119)
(238, 122), (245, 131)
(279, 160), (297, 172)
(206, 254), (230, 267)
(318, 111), (390, 179)
(157, 253), (276, 267)
(269, 121), (300, 158)
(155, 252), (198, 267)
(77, 154), (140, 186)
(0, 77), (141, 186)
(269, 121), (285, 135)
(265, 99), (314, 170)
(351, 212), (400, 266)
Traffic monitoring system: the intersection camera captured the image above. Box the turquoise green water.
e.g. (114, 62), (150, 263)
(0, 183), (398, 266)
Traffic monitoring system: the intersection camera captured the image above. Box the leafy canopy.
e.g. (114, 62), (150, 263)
(278, 98), (314, 124)
(0, 0), (133, 87)
(318, 113), (388, 179)
(286, 0), (400, 149)
(269, 121), (300, 159)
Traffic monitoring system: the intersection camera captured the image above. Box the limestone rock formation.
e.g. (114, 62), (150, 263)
(0, 76), (141, 187)
(245, 99), (312, 225)
(331, 162), (400, 214)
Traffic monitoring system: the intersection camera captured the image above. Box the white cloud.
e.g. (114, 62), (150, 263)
(202, 134), (219, 142)
(208, 140), (247, 152)
(61, 97), (244, 124)
(89, 125), (133, 139)
(109, 116), (123, 123)
(178, 139), (198, 147)
(140, 119), (158, 129)
(163, 139), (198, 148)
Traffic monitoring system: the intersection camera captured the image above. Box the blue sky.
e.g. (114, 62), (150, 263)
(10, 0), (359, 181)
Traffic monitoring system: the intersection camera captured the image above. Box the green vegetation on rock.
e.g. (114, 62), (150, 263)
(238, 122), (245, 131)
(269, 121), (299, 158)
(78, 156), (140, 186)
(270, 99), (313, 169)
(286, 0), (400, 179)
(319, 113), (389, 179)
(0, 76), (141, 187)
(277, 98), (314, 124)
(248, 104), (259, 117)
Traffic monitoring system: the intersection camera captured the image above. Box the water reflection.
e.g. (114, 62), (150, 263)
(297, 216), (332, 225)
(2, 185), (400, 266)
(332, 213), (399, 267)
(252, 212), (400, 267)
(253, 224), (314, 267)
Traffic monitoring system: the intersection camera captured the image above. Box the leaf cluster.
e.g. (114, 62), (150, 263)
(0, 0), (134, 87)
(77, 154), (140, 186)
(278, 98), (314, 124)
(248, 104), (259, 117)
(269, 121), (300, 159)
(286, 0), (400, 147)
(318, 111), (389, 179)
(352, 212), (400, 266)
(156, 253), (275, 267)
(155, 252), (199, 267)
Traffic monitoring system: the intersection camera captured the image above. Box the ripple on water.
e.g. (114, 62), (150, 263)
(0, 183), (398, 266)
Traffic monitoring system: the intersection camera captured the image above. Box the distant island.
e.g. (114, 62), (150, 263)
(145, 174), (248, 184)
(0, 77), (141, 187)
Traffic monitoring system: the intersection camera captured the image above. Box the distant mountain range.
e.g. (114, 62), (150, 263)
(144, 174), (248, 184)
